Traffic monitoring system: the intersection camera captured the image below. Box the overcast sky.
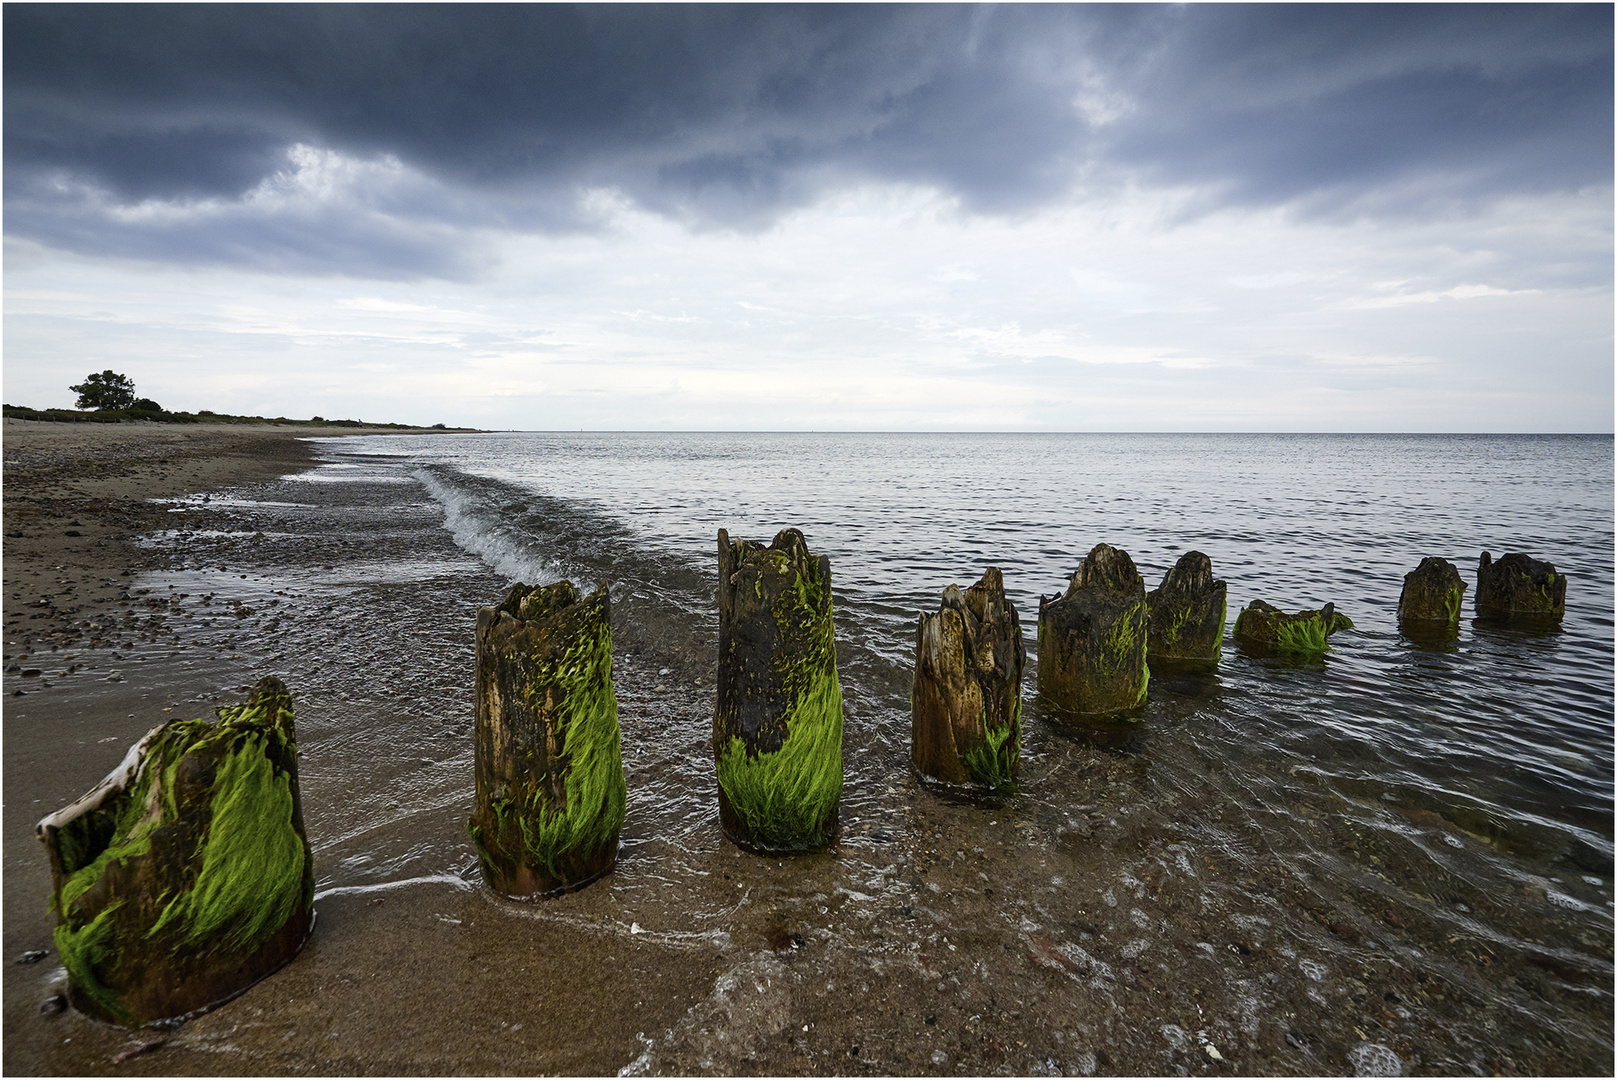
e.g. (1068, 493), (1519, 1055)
(4, 3), (1611, 431)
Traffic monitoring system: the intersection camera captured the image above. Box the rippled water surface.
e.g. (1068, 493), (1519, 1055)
(133, 433), (1612, 1074)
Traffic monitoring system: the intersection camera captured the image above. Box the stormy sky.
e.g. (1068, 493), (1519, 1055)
(4, 3), (1611, 430)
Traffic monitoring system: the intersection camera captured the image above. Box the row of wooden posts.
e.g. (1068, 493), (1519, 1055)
(36, 530), (1566, 1026)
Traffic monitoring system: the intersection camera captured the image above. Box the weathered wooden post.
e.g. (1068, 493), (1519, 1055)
(1233, 599), (1353, 657)
(469, 580), (626, 899)
(1475, 551), (1566, 623)
(37, 677), (314, 1026)
(714, 528), (843, 854)
(1037, 544), (1149, 719)
(1398, 557), (1467, 637)
(1145, 551), (1227, 668)
(911, 567), (1025, 791)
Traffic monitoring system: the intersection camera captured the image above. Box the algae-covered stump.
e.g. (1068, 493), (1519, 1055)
(1037, 544), (1149, 719)
(1475, 551), (1566, 623)
(715, 528), (844, 855)
(36, 677), (314, 1027)
(469, 580), (626, 899)
(1233, 599), (1353, 658)
(912, 567), (1025, 792)
(1145, 550), (1227, 668)
(1398, 557), (1467, 636)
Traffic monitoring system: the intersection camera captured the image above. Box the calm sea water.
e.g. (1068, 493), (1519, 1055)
(133, 432), (1613, 1072)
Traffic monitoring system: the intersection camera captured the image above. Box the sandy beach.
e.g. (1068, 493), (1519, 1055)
(4, 422), (1611, 1078)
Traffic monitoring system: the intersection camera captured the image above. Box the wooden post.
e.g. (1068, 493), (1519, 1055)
(1145, 551), (1227, 669)
(714, 528), (843, 854)
(36, 677), (314, 1027)
(1037, 544), (1149, 719)
(469, 580), (625, 899)
(911, 568), (1025, 792)
(1233, 599), (1353, 657)
(1475, 551), (1566, 623)
(1398, 557), (1467, 637)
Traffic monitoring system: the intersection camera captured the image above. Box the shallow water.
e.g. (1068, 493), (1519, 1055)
(121, 433), (1612, 1073)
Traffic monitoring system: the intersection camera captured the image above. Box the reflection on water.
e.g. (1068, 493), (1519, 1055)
(127, 434), (1612, 1072)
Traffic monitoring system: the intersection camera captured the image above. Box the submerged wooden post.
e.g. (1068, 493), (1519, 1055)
(1233, 599), (1353, 657)
(469, 580), (625, 899)
(714, 528), (843, 854)
(36, 677), (314, 1027)
(911, 567), (1025, 792)
(1145, 551), (1227, 668)
(1475, 551), (1566, 623)
(1398, 557), (1467, 637)
(1037, 544), (1149, 719)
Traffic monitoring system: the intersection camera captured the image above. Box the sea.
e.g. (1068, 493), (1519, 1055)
(132, 432), (1612, 1073)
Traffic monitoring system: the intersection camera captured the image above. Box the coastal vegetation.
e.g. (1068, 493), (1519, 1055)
(2, 370), (460, 429)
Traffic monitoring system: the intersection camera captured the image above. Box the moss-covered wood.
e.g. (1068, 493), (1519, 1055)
(469, 580), (626, 899)
(1398, 557), (1467, 637)
(1037, 544), (1149, 719)
(36, 677), (314, 1027)
(714, 528), (843, 854)
(1145, 551), (1227, 669)
(1475, 551), (1566, 623)
(1233, 599), (1354, 658)
(911, 567), (1025, 792)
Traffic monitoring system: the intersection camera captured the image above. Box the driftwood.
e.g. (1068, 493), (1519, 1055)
(1145, 551), (1227, 668)
(911, 568), (1025, 791)
(469, 581), (625, 899)
(1233, 599), (1353, 657)
(1475, 551), (1566, 623)
(1037, 544), (1149, 719)
(714, 528), (843, 854)
(1398, 557), (1467, 637)
(37, 677), (314, 1027)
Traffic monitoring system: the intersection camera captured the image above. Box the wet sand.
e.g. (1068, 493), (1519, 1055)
(4, 421), (1611, 1076)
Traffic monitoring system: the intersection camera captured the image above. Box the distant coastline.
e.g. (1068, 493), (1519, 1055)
(2, 402), (479, 432)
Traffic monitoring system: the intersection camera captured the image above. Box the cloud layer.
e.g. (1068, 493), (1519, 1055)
(6, 3), (1610, 277)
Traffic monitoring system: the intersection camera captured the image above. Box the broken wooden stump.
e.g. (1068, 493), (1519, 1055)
(37, 677), (314, 1027)
(1037, 544), (1149, 719)
(1145, 551), (1227, 669)
(715, 528), (843, 854)
(469, 580), (625, 899)
(1233, 599), (1353, 658)
(1475, 551), (1566, 623)
(911, 567), (1025, 792)
(1398, 557), (1467, 637)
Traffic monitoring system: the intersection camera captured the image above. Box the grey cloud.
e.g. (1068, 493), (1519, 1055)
(4, 3), (1609, 277)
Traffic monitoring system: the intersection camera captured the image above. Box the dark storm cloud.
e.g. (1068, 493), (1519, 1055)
(4, 3), (1609, 276)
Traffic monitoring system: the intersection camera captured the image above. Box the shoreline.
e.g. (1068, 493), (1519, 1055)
(4, 424), (1610, 1076)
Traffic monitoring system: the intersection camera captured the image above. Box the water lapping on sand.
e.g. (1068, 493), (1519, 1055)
(113, 432), (1613, 1071)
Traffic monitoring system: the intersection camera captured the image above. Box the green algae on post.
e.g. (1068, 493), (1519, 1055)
(1037, 544), (1150, 720)
(715, 528), (844, 854)
(1145, 550), (1227, 670)
(36, 677), (314, 1027)
(469, 580), (625, 899)
(1398, 557), (1467, 639)
(1233, 598), (1352, 658)
(911, 567), (1025, 794)
(1475, 550), (1566, 623)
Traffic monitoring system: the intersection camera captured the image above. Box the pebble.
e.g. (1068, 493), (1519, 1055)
(39, 994), (67, 1015)
(16, 950), (48, 964)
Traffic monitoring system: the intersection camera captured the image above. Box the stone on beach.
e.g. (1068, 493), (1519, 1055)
(1398, 557), (1467, 635)
(1475, 551), (1566, 622)
(1145, 550), (1227, 667)
(468, 580), (626, 899)
(911, 567), (1025, 791)
(1233, 598), (1353, 657)
(1037, 544), (1150, 719)
(36, 677), (314, 1027)
(714, 528), (844, 854)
